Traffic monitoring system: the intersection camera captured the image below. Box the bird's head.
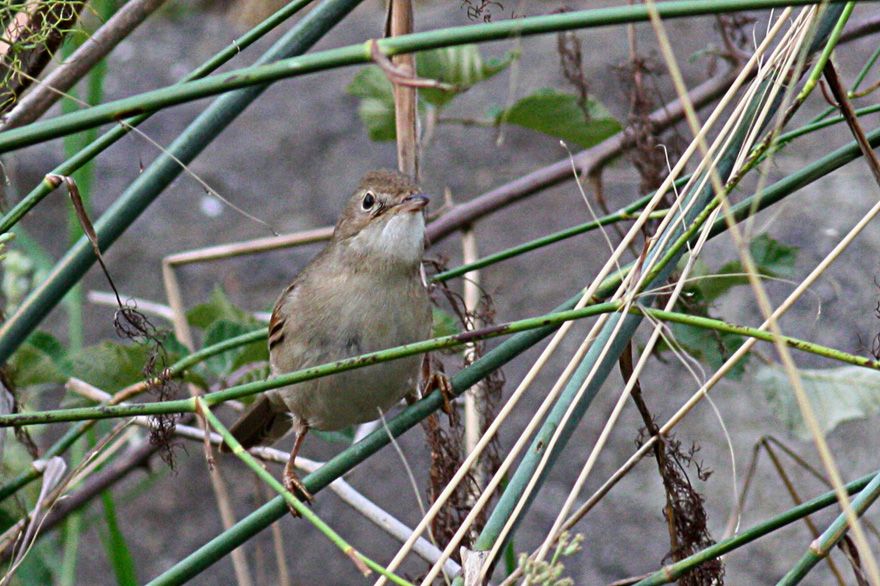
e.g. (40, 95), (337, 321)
(333, 169), (429, 267)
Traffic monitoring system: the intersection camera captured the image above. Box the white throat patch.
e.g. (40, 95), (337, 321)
(352, 211), (425, 265)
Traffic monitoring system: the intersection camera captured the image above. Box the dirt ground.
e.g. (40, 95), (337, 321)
(6, 1), (880, 584)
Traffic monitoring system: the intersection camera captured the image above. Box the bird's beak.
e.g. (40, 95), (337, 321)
(398, 194), (430, 213)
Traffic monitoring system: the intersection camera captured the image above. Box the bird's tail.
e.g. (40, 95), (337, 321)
(220, 394), (292, 453)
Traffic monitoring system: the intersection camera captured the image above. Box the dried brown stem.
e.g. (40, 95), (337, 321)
(823, 60), (880, 188)
(388, 0), (417, 179)
(763, 439), (847, 585)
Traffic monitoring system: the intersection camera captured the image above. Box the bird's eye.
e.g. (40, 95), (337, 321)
(362, 192), (375, 210)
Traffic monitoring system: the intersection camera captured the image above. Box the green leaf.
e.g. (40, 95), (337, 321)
(347, 66), (396, 141)
(691, 234), (798, 302)
(70, 337), (182, 392)
(186, 286), (256, 330)
(496, 88), (622, 148)
(432, 307), (460, 338)
(202, 320), (267, 377)
(99, 489), (138, 586)
(694, 261), (750, 303)
(417, 45), (515, 107)
(755, 364), (880, 440)
(669, 322), (749, 380)
(749, 233), (797, 279)
(312, 426), (355, 445)
(348, 45), (516, 140)
(8, 331), (70, 387)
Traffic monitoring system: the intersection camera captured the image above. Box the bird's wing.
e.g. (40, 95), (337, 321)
(268, 281), (296, 353)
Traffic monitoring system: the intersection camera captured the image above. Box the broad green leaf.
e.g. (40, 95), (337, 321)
(755, 364), (880, 440)
(348, 45), (516, 140)
(187, 286), (256, 330)
(202, 320), (267, 377)
(749, 233), (797, 278)
(496, 88), (622, 148)
(8, 331), (70, 387)
(694, 262), (750, 303)
(669, 322), (749, 380)
(417, 45), (515, 107)
(347, 66), (396, 141)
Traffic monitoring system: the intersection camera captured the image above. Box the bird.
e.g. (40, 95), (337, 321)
(221, 169), (432, 507)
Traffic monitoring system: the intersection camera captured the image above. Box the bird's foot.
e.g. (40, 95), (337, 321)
(422, 369), (456, 417)
(282, 468), (314, 517)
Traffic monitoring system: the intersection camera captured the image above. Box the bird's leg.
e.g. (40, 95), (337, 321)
(283, 428), (313, 516)
(420, 354), (455, 417)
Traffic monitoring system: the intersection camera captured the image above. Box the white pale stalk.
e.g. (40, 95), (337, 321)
(461, 228), (483, 464)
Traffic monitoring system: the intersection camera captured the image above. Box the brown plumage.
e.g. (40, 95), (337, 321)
(222, 169), (432, 508)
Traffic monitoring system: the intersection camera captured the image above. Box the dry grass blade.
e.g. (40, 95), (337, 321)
(0, 456), (65, 586)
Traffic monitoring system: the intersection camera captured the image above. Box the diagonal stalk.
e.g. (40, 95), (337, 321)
(6, 298), (880, 428)
(778, 471), (880, 585)
(634, 470), (880, 585)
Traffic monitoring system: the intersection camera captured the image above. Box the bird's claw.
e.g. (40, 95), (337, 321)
(283, 468), (313, 517)
(423, 370), (455, 417)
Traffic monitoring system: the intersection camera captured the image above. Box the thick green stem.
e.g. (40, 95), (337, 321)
(0, 0), (867, 154)
(4, 303), (877, 427)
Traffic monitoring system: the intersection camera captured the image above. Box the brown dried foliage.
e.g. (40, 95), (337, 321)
(555, 8), (591, 119)
(621, 347), (723, 585)
(419, 259), (504, 556)
(0, 1), (86, 114)
(615, 54), (682, 199)
(460, 0), (503, 23)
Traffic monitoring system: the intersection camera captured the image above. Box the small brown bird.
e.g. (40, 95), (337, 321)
(222, 169), (432, 503)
